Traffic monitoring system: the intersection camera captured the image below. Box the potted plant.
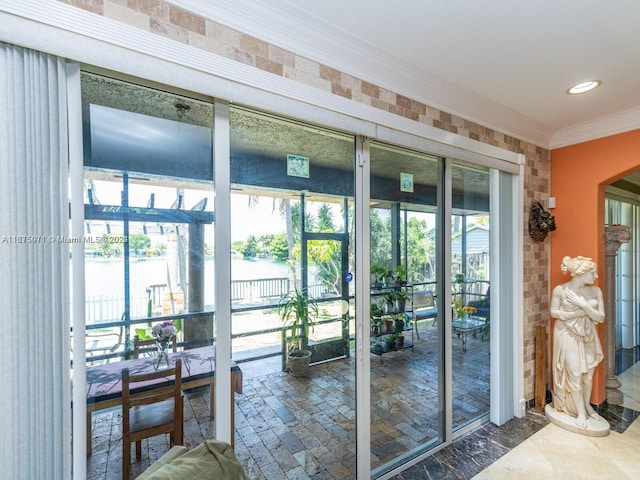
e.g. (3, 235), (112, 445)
(452, 295), (464, 319)
(381, 267), (395, 287)
(529, 201), (556, 241)
(384, 317), (395, 333)
(370, 304), (382, 335)
(393, 288), (409, 312)
(394, 264), (408, 285)
(382, 290), (396, 314)
(371, 317), (382, 336)
(394, 314), (405, 333)
(370, 261), (385, 287)
(396, 331), (405, 347)
(385, 333), (398, 349)
(279, 288), (319, 377)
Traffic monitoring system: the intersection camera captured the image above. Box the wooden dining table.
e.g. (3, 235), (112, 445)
(85, 345), (243, 452)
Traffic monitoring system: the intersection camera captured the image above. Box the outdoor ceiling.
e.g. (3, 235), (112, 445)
(82, 71), (491, 211)
(230, 107), (354, 172)
(173, 0), (640, 150)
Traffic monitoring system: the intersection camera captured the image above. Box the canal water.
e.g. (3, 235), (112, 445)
(84, 257), (291, 322)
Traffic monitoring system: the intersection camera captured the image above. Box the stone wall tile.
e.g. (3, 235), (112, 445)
(256, 56), (284, 76)
(341, 73), (362, 91)
(438, 110), (452, 125)
(105, 2), (149, 29)
(308, 75), (332, 92)
(225, 44), (254, 66)
(319, 65), (342, 84)
(169, 4), (205, 35)
(426, 106), (440, 121)
(361, 81), (380, 99)
(404, 109), (419, 121)
(128, 0), (167, 19)
(269, 46), (296, 68)
(188, 32), (225, 56)
(332, 84), (351, 99)
(370, 98), (388, 111)
(151, 18), (189, 43)
(350, 90), (367, 104)
(207, 21), (242, 47)
(379, 88), (396, 105)
(396, 94), (412, 109)
(410, 99), (427, 116)
(284, 67), (311, 85)
(240, 35), (269, 59)
(388, 104), (404, 116)
(60, 0), (104, 15)
(295, 56), (320, 76)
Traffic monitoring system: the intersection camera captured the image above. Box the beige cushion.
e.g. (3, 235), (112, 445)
(136, 446), (188, 479)
(137, 440), (249, 480)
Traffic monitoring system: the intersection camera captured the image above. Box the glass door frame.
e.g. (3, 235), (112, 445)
(69, 71), (524, 476)
(360, 151), (522, 478)
(301, 228), (351, 364)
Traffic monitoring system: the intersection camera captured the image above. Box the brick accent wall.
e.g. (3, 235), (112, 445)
(60, 0), (551, 402)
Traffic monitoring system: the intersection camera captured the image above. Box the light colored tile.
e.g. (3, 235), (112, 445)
(610, 458), (640, 479)
(474, 364), (640, 479)
(619, 362), (640, 410)
(474, 445), (554, 479)
(527, 424), (604, 457)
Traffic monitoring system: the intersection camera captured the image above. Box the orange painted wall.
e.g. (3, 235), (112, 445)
(551, 128), (640, 404)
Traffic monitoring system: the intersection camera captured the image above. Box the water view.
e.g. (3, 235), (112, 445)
(84, 257), (291, 323)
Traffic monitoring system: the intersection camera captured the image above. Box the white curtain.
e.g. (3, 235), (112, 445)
(0, 43), (71, 480)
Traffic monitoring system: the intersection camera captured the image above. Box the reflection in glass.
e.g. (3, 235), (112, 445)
(80, 71), (215, 363)
(230, 106), (357, 478)
(370, 142), (443, 475)
(80, 72), (216, 477)
(450, 163), (491, 432)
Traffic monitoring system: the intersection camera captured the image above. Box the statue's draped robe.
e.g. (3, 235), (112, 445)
(552, 291), (603, 416)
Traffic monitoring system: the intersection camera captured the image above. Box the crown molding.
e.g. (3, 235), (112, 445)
(550, 106), (640, 149)
(0, 0), (521, 167)
(169, 0), (554, 148)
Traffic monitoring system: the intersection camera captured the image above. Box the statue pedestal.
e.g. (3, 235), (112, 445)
(545, 403), (610, 437)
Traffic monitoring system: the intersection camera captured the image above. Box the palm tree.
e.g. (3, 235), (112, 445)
(317, 203), (334, 231)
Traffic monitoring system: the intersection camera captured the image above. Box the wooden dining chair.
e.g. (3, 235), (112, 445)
(133, 335), (177, 359)
(121, 359), (184, 480)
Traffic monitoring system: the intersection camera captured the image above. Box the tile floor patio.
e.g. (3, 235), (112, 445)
(86, 322), (490, 479)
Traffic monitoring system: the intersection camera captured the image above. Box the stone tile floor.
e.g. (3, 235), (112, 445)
(87, 323), (491, 479)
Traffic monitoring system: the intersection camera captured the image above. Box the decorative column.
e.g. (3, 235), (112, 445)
(604, 224), (631, 404)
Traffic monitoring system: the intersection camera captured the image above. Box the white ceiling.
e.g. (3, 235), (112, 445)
(175, 0), (640, 149)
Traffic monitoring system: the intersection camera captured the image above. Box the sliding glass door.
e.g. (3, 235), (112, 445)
(369, 142), (444, 476)
(449, 163), (491, 432)
(80, 72), (216, 476)
(74, 70), (517, 480)
(229, 106), (358, 479)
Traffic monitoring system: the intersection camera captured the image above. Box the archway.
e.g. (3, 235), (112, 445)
(551, 128), (640, 404)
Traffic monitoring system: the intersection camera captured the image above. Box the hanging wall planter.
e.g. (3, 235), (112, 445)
(529, 201), (556, 241)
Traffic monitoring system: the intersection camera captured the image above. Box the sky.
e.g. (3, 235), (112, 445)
(88, 179), (285, 241)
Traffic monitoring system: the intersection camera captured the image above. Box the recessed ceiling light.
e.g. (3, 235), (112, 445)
(566, 80), (602, 95)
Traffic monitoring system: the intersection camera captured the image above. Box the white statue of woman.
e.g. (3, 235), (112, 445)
(549, 255), (604, 429)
